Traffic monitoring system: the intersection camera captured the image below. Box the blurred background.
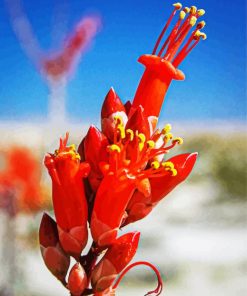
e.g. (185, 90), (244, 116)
(0, 0), (246, 295)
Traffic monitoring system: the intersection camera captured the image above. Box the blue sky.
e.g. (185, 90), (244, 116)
(0, 0), (246, 123)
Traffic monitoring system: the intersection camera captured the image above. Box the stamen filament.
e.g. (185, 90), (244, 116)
(152, 6), (179, 55)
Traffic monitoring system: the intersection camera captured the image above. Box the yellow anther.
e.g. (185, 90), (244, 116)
(164, 133), (173, 141)
(197, 21), (206, 29)
(183, 7), (190, 13)
(200, 32), (207, 40)
(171, 169), (178, 176)
(69, 144), (76, 151)
(147, 140), (155, 149)
(73, 153), (81, 161)
(54, 149), (59, 156)
(173, 137), (184, 145)
(117, 126), (126, 139)
(162, 124), (172, 135)
(162, 161), (175, 169)
(190, 6), (197, 14)
(151, 161), (160, 170)
(194, 30), (201, 39)
(108, 144), (121, 153)
(137, 133), (146, 143)
(113, 115), (123, 126)
(190, 16), (197, 26)
(197, 9), (205, 16)
(194, 30), (207, 40)
(180, 11), (186, 19)
(173, 2), (182, 10)
(126, 129), (134, 141)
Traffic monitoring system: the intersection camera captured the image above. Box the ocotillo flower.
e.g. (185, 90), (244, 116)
(90, 90), (196, 246)
(44, 133), (90, 258)
(132, 3), (206, 125)
(40, 3), (206, 296)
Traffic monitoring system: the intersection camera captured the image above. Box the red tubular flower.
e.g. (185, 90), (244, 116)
(39, 213), (70, 283)
(125, 152), (198, 224)
(132, 3), (206, 122)
(90, 173), (136, 247)
(91, 232), (140, 292)
(44, 133), (90, 258)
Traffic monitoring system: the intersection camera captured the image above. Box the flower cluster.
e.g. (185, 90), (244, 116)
(39, 3), (206, 295)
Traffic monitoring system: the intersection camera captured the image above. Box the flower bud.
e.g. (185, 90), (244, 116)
(67, 263), (88, 295)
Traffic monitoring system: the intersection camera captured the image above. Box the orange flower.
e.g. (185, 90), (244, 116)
(44, 133), (90, 258)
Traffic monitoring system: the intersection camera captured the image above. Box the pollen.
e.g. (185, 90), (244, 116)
(162, 161), (174, 169)
(173, 137), (183, 145)
(190, 16), (197, 26)
(171, 168), (178, 176)
(137, 133), (146, 151)
(197, 21), (206, 29)
(126, 129), (134, 141)
(164, 133), (173, 141)
(114, 115), (124, 126)
(151, 161), (160, 170)
(179, 10), (186, 19)
(183, 7), (190, 13)
(197, 9), (205, 16)
(108, 144), (121, 153)
(190, 6), (197, 14)
(147, 140), (155, 149)
(118, 125), (126, 139)
(162, 124), (172, 135)
(173, 2), (182, 10)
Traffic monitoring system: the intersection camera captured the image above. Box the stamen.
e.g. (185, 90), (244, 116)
(164, 133), (173, 142)
(190, 6), (197, 15)
(107, 144), (121, 153)
(197, 9), (205, 16)
(126, 129), (134, 141)
(189, 16), (197, 27)
(197, 21), (206, 29)
(179, 10), (186, 20)
(183, 7), (190, 13)
(137, 133), (146, 151)
(172, 137), (183, 145)
(152, 3), (181, 55)
(147, 140), (155, 149)
(172, 26), (206, 67)
(161, 161), (174, 169)
(161, 124), (172, 134)
(173, 2), (182, 10)
(117, 125), (126, 139)
(151, 161), (160, 169)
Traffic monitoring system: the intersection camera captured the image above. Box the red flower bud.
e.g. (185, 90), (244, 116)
(83, 125), (109, 191)
(101, 88), (127, 141)
(126, 152), (198, 224)
(39, 213), (70, 282)
(67, 263), (88, 295)
(91, 232), (140, 292)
